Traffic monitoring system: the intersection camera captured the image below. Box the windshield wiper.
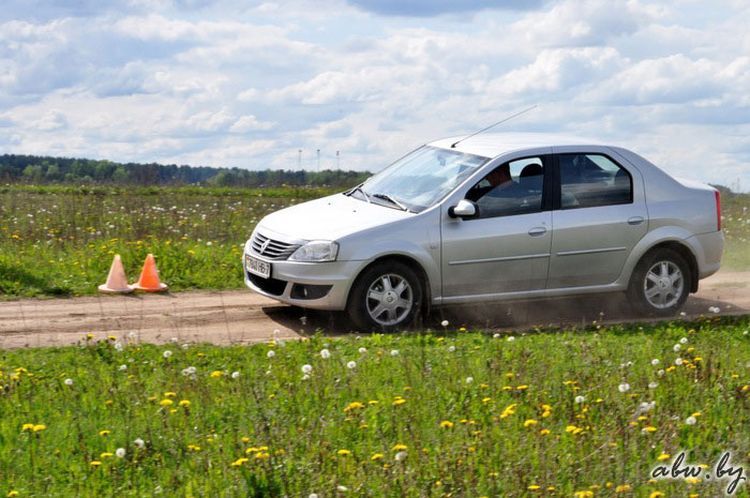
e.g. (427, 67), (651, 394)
(347, 185), (371, 203)
(372, 193), (409, 212)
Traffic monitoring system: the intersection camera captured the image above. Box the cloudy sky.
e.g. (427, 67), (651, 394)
(0, 0), (748, 188)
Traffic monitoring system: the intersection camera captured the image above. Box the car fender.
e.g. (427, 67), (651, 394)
(616, 226), (702, 287)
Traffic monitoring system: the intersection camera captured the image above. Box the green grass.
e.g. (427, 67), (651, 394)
(1, 185), (749, 299)
(1, 318), (749, 496)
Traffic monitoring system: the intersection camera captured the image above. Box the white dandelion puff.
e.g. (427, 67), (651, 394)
(358, 347), (367, 354)
(390, 349), (399, 357)
(231, 371), (240, 379)
(162, 350), (172, 359)
(267, 350), (276, 359)
(115, 448), (126, 458)
(133, 438), (145, 449)
(618, 383), (630, 393)
(651, 359), (660, 366)
(685, 416), (697, 425)
(301, 364), (313, 375)
(320, 349), (331, 359)
(574, 395), (585, 404)
(441, 319), (449, 327)
(64, 378), (73, 386)
(346, 361), (357, 369)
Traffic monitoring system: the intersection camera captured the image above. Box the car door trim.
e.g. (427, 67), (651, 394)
(556, 246), (627, 256)
(449, 253), (551, 266)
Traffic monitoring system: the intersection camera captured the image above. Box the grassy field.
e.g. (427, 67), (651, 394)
(0, 317), (749, 496)
(0, 185), (749, 299)
(0, 185), (336, 298)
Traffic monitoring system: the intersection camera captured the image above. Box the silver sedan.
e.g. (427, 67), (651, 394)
(244, 133), (724, 330)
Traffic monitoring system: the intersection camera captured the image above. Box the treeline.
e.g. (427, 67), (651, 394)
(0, 154), (371, 188)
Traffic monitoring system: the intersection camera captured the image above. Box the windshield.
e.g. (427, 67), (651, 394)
(353, 146), (489, 213)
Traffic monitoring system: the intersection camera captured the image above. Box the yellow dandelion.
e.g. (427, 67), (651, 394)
(656, 453), (670, 461)
(241, 436), (250, 443)
(481, 397), (492, 404)
(440, 420), (454, 429)
(391, 443), (408, 452)
(392, 397), (406, 406)
(231, 457), (249, 467)
(649, 492), (665, 498)
(500, 403), (517, 418)
(100, 452), (113, 459)
(164, 392), (177, 398)
(528, 484), (541, 490)
(187, 444), (201, 452)
(539, 428), (551, 436)
(371, 453), (384, 461)
(159, 399), (173, 407)
(254, 451), (270, 460)
(523, 419), (538, 428)
(89, 460), (102, 467)
(179, 400), (191, 408)
(21, 423), (35, 432)
(516, 384), (529, 391)
(99, 430), (111, 437)
(615, 484), (632, 492)
(337, 449), (352, 456)
(344, 401), (365, 412)
(574, 491), (594, 498)
(210, 370), (223, 378)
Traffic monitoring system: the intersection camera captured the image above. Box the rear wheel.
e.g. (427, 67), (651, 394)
(347, 261), (423, 331)
(627, 248), (690, 316)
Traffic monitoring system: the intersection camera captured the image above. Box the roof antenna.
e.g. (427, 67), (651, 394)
(451, 104), (538, 148)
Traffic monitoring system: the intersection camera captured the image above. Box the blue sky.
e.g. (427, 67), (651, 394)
(0, 0), (748, 189)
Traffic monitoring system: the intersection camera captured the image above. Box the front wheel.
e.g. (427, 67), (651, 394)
(347, 261), (423, 331)
(627, 248), (691, 317)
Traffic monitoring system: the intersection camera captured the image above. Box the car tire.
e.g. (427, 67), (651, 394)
(627, 248), (691, 317)
(347, 261), (423, 331)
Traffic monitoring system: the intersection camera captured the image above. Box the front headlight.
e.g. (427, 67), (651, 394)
(289, 240), (339, 262)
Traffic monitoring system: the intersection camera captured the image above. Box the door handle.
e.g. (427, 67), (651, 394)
(627, 216), (644, 225)
(528, 227), (547, 237)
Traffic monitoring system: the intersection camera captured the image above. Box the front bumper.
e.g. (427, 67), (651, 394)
(243, 252), (364, 311)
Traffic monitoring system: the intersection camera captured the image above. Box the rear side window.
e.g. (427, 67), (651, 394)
(558, 154), (632, 209)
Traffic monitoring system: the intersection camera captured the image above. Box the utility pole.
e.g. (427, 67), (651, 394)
(316, 149), (320, 171)
(336, 150), (340, 170)
(298, 149), (302, 169)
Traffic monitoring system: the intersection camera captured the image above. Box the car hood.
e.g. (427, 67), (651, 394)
(256, 193), (414, 241)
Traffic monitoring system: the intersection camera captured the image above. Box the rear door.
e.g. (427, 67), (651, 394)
(547, 148), (648, 288)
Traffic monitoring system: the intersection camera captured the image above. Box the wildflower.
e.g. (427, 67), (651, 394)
(347, 361), (357, 369)
(685, 416), (697, 425)
(320, 349), (331, 359)
(159, 399), (173, 407)
(539, 429), (551, 436)
(642, 426), (657, 433)
(309, 494), (319, 498)
(574, 491), (594, 498)
(344, 401), (365, 412)
(370, 453), (384, 461)
(187, 444), (201, 452)
(441, 319), (449, 327)
(680, 337), (688, 344)
(640, 401), (656, 412)
(618, 383), (631, 393)
(673, 344), (681, 352)
(90, 460), (101, 467)
(565, 425), (583, 435)
(231, 458), (249, 467)
(465, 376), (473, 384)
(100, 452), (113, 459)
(182, 366), (197, 376)
(179, 400), (190, 408)
(210, 370), (223, 379)
(133, 438), (145, 449)
(118, 364), (127, 371)
(615, 484), (632, 493)
(267, 350), (275, 359)
(337, 486), (348, 492)
(524, 419), (538, 428)
(648, 382), (658, 389)
(516, 384), (528, 391)
(528, 484), (541, 490)
(651, 359), (660, 366)
(7, 491), (19, 497)
(507, 336), (515, 342)
(162, 350), (172, 359)
(440, 420), (454, 429)
(391, 443), (408, 452)
(493, 333), (500, 338)
(708, 306), (720, 313)
(358, 347), (367, 354)
(392, 396), (406, 406)
(448, 345), (456, 352)
(657, 453), (670, 461)
(575, 395), (585, 404)
(301, 364), (313, 374)
(675, 358), (683, 366)
(657, 369), (665, 377)
(99, 429), (111, 436)
(500, 403), (517, 418)
(390, 349), (399, 356)
(649, 492), (665, 498)
(394, 451), (407, 462)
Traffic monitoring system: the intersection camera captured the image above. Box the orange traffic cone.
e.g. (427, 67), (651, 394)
(130, 253), (168, 292)
(98, 254), (134, 294)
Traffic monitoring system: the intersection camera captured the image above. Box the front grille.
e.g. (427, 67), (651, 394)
(247, 273), (287, 296)
(251, 232), (301, 260)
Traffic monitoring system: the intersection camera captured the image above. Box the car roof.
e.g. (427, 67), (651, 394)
(428, 132), (606, 159)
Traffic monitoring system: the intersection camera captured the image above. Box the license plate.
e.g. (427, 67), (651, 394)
(246, 254), (271, 279)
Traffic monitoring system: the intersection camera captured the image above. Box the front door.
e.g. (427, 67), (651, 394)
(441, 156), (552, 299)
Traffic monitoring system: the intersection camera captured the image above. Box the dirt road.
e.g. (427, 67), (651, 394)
(1, 271), (748, 349)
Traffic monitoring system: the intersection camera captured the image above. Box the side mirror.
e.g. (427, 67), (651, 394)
(448, 199), (477, 219)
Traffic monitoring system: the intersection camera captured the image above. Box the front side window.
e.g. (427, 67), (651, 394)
(352, 146), (489, 213)
(558, 154), (632, 209)
(465, 157), (545, 218)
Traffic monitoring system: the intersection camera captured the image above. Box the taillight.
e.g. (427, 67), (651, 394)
(715, 190), (721, 231)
